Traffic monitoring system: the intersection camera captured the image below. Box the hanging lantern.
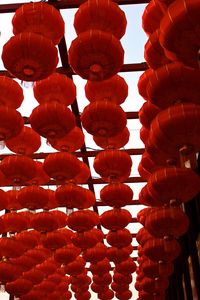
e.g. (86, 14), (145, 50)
(27, 161), (50, 186)
(5, 126), (41, 155)
(71, 283), (89, 293)
(93, 273), (112, 285)
(2, 33), (58, 81)
(30, 102), (75, 139)
(36, 280), (56, 294)
(71, 228), (102, 249)
(91, 282), (109, 294)
(64, 256), (86, 276)
(146, 62), (200, 109)
(73, 161), (91, 184)
(36, 260), (58, 277)
(41, 230), (71, 251)
(141, 277), (169, 294)
(30, 211), (60, 232)
(18, 186), (49, 210)
(136, 227), (154, 247)
(138, 68), (154, 101)
(141, 259), (174, 278)
(111, 282), (129, 292)
(0, 262), (22, 284)
(0, 155), (36, 185)
(82, 242), (107, 263)
(93, 127), (130, 149)
(90, 258), (111, 275)
(15, 230), (40, 250)
(144, 29), (171, 69)
(67, 210), (99, 232)
(43, 152), (80, 181)
(2, 212), (29, 233)
(160, 0), (200, 68)
(106, 228), (132, 248)
(0, 189), (8, 211)
(145, 207), (189, 238)
(5, 278), (33, 297)
(22, 269), (45, 285)
(50, 211), (68, 228)
(85, 75), (128, 105)
(0, 76), (23, 109)
(147, 166), (200, 206)
(100, 208), (132, 230)
(81, 101), (127, 138)
(139, 101), (160, 129)
(20, 290), (45, 300)
(74, 0), (126, 39)
(100, 183), (133, 207)
(47, 273), (64, 284)
(48, 126), (84, 152)
(33, 73), (76, 106)
(0, 106), (24, 141)
(143, 238), (181, 262)
(113, 272), (132, 285)
(98, 289), (114, 300)
(115, 290), (132, 300)
(142, 0), (164, 35)
(26, 248), (50, 264)
(12, 2), (64, 44)
(115, 257), (137, 275)
(0, 237), (26, 259)
(94, 149), (132, 182)
(137, 208), (153, 226)
(74, 291), (91, 300)
(43, 189), (58, 210)
(55, 184), (95, 209)
(140, 126), (149, 146)
(68, 30), (124, 81)
(11, 255), (37, 272)
(138, 290), (165, 300)
(107, 247), (130, 264)
(70, 272), (91, 286)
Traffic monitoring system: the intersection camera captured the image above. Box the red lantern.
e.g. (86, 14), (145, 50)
(2, 212), (29, 233)
(143, 238), (181, 262)
(18, 186), (49, 210)
(43, 152), (80, 181)
(33, 73), (76, 105)
(48, 273), (64, 284)
(93, 127), (130, 149)
(43, 189), (58, 210)
(48, 126), (84, 152)
(0, 76), (23, 109)
(71, 283), (89, 293)
(6, 278), (33, 296)
(90, 258), (111, 275)
(15, 230), (40, 250)
(93, 273), (112, 285)
(138, 68), (154, 101)
(50, 211), (68, 228)
(81, 101), (127, 138)
(75, 291), (91, 300)
(98, 289), (114, 300)
(22, 269), (45, 285)
(26, 248), (50, 264)
(107, 247), (130, 264)
(115, 257), (137, 275)
(0, 106), (24, 141)
(73, 161), (91, 184)
(144, 29), (171, 69)
(0, 155), (36, 184)
(100, 183), (133, 207)
(0, 237), (25, 258)
(30, 211), (60, 232)
(68, 30), (124, 81)
(20, 290), (45, 300)
(146, 62), (200, 109)
(113, 272), (132, 285)
(36, 280), (56, 294)
(115, 290), (132, 300)
(139, 290), (165, 300)
(67, 210), (99, 232)
(82, 242), (107, 263)
(141, 258), (174, 278)
(27, 161), (50, 186)
(85, 75), (128, 105)
(137, 208), (153, 226)
(145, 207), (189, 238)
(64, 256), (86, 276)
(142, 0), (164, 35)
(70, 272), (91, 286)
(106, 228), (132, 248)
(0, 189), (8, 211)
(141, 277), (169, 293)
(0, 262), (22, 283)
(160, 0), (200, 68)
(136, 227), (153, 247)
(5, 126), (41, 156)
(111, 282), (129, 292)
(100, 208), (132, 230)
(54, 243), (81, 265)
(71, 229), (101, 249)
(55, 184), (95, 209)
(74, 0), (126, 39)
(12, 2), (64, 44)
(36, 260), (58, 277)
(94, 150), (132, 182)
(30, 102), (75, 139)
(41, 230), (71, 251)
(140, 126), (149, 146)
(91, 283), (109, 294)
(2, 33), (58, 81)
(139, 101), (160, 129)
(10, 255), (37, 272)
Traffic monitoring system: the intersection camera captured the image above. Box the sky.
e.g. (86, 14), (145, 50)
(0, 1), (148, 299)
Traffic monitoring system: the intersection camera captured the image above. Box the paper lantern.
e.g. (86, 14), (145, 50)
(142, 0), (164, 35)
(100, 183), (133, 207)
(22, 269), (45, 285)
(18, 186), (49, 210)
(98, 289), (114, 300)
(115, 257), (137, 275)
(50, 211), (68, 228)
(70, 272), (91, 286)
(115, 290), (132, 300)
(94, 149), (132, 182)
(41, 230), (70, 251)
(106, 228), (132, 248)
(75, 291), (91, 300)
(90, 258), (111, 275)
(141, 259), (174, 278)
(71, 229), (101, 249)
(2, 212), (29, 233)
(0, 155), (36, 184)
(43, 152), (80, 181)
(141, 277), (169, 293)
(140, 126), (149, 146)
(113, 273), (132, 285)
(48, 126), (84, 152)
(55, 184), (95, 209)
(136, 228), (153, 247)
(139, 290), (165, 300)
(139, 101), (160, 129)
(0, 262), (22, 283)
(160, 0), (200, 68)
(81, 101), (127, 138)
(74, 0), (126, 38)
(67, 210), (99, 232)
(0, 189), (8, 211)
(26, 248), (50, 264)
(20, 290), (45, 300)
(107, 247), (130, 264)
(71, 283), (89, 293)
(0, 237), (25, 258)
(111, 282), (129, 292)
(137, 208), (153, 226)
(100, 208), (132, 230)
(93, 273), (112, 285)
(6, 278), (33, 296)
(138, 68), (154, 101)
(12, 2), (64, 44)
(82, 243), (107, 263)
(93, 127), (130, 149)
(0, 76), (23, 109)
(36, 260), (58, 276)
(10, 255), (36, 272)
(33, 73), (76, 105)
(68, 30), (124, 81)
(30, 102), (75, 139)
(48, 273), (64, 284)
(91, 283), (109, 294)
(64, 256), (86, 276)
(30, 211), (60, 232)
(37, 280), (56, 293)
(15, 230), (40, 250)
(2, 33), (58, 81)
(146, 62), (200, 109)
(85, 75), (128, 105)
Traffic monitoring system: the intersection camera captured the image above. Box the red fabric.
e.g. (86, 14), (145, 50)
(74, 0), (126, 39)
(30, 211), (60, 232)
(54, 244), (81, 264)
(106, 228), (132, 248)
(113, 272), (132, 284)
(71, 229), (102, 249)
(6, 278), (33, 296)
(91, 283), (109, 293)
(82, 242), (107, 263)
(93, 127), (130, 149)
(142, 0), (164, 35)
(18, 186), (49, 210)
(100, 208), (132, 230)
(93, 273), (112, 285)
(139, 101), (160, 129)
(138, 69), (154, 100)
(0, 76), (23, 109)
(85, 74), (128, 105)
(81, 101), (127, 138)
(0, 237), (26, 258)
(2, 33), (58, 81)
(22, 269), (44, 285)
(68, 30), (124, 81)
(90, 258), (111, 275)
(107, 247), (130, 264)
(30, 102), (75, 139)
(115, 290), (132, 300)
(67, 210), (99, 232)
(2, 212), (29, 233)
(64, 256), (86, 276)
